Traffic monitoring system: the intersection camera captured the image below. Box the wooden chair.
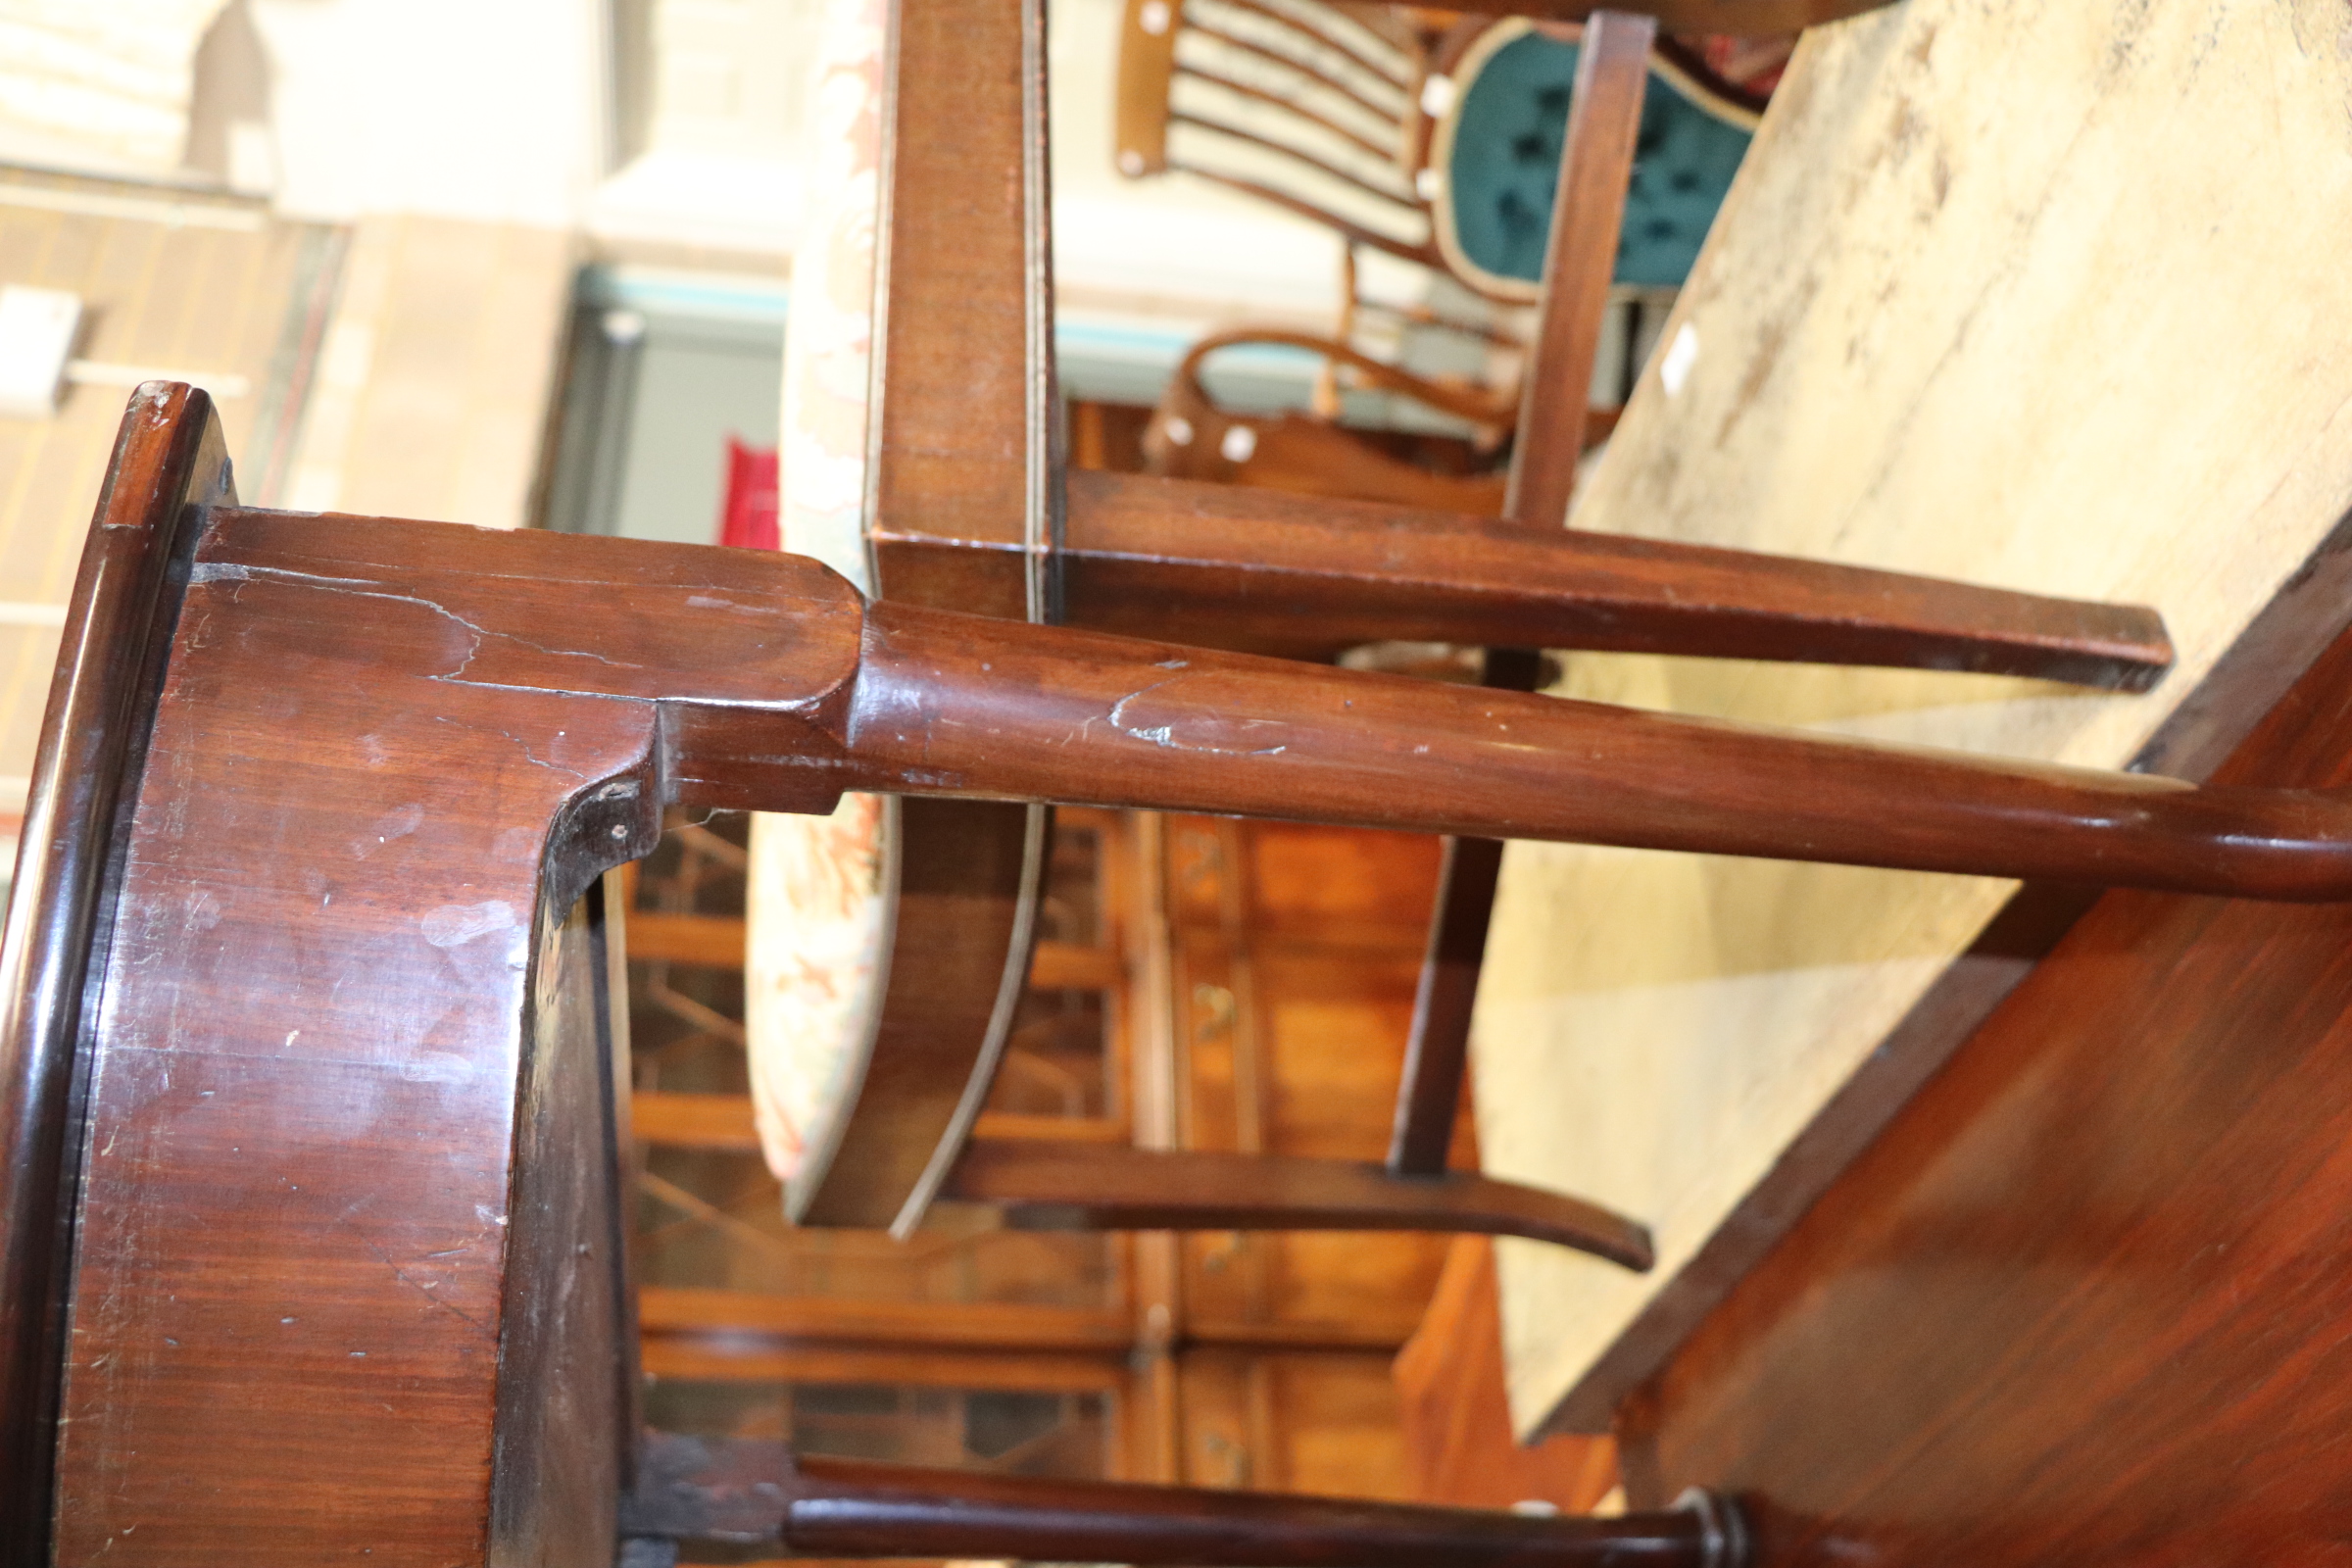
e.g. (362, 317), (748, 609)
(10, 16), (2305, 1565)
(769, 0), (2172, 1255)
(10, 383), (2352, 1560)
(1141, 324), (1516, 514)
(1102, 0), (1941, 1193)
(1112, 0), (1782, 302)
(1113, 0), (1785, 482)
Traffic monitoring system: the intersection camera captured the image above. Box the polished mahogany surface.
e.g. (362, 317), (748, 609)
(489, 882), (634, 1562)
(620, 1435), (1739, 1566)
(0, 384), (230, 1568)
(841, 599), (2352, 900)
(921, 410), (2184, 690)
(1620, 594), (2352, 1562)
(866, 0), (1050, 610)
(29, 386), (2352, 1559)
(49, 470), (666, 1560)
(1503, 9), (1652, 527)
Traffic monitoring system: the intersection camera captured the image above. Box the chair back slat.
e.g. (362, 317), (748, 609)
(1166, 112), (1420, 226)
(1212, 0), (1414, 91)
(1183, 9), (1408, 122)
(1123, 0), (1441, 269)
(1175, 60), (1396, 162)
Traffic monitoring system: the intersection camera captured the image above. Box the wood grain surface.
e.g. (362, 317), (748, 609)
(51, 477), (667, 1561)
(1477, 0), (2352, 1435)
(801, 0), (1053, 1238)
(945, 1139), (1656, 1266)
(487, 883), (632, 1561)
(1619, 557), (2352, 1567)
(0, 384), (230, 1568)
(41, 365), (2352, 1553)
(1393, 1238), (1621, 1513)
(1503, 9), (1651, 529)
(1053, 470), (2174, 679)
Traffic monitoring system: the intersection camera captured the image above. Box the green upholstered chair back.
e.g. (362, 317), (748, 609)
(1431, 21), (1756, 299)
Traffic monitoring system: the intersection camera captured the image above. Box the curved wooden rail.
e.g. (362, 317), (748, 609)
(0, 383), (229, 1566)
(946, 1140), (1656, 1268)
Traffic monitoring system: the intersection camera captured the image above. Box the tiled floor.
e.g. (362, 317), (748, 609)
(0, 168), (338, 835)
(0, 173), (579, 850)
(284, 214), (575, 530)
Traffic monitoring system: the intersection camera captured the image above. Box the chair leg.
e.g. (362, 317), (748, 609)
(1505, 9), (1653, 529)
(619, 1434), (1750, 1568)
(1389, 833), (1501, 1174)
(941, 1140), (1652, 1270)
(1054, 469), (2176, 687)
(1391, 650), (1546, 1176)
(838, 599), (2345, 900)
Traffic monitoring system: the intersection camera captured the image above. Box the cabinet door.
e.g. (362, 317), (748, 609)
(1166, 819), (1462, 1355)
(1174, 1348), (1413, 1499)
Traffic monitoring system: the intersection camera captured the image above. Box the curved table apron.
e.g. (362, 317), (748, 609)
(749, 0), (1058, 1235)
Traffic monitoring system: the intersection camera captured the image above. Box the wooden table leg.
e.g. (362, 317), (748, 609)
(620, 1435), (1749, 1567)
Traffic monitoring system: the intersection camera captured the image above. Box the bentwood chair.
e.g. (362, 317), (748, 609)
(1113, 0), (1776, 304)
(1141, 323), (1519, 513)
(1115, 0), (1786, 488)
(752, 0), (2168, 1255)
(9, 385), (2352, 1562)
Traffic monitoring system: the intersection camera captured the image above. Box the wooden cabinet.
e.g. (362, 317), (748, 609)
(1138, 815), (1462, 1494)
(623, 808), (1453, 1497)
(1161, 816), (1458, 1356)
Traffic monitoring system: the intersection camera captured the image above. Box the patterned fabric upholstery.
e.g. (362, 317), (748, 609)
(1435, 23), (1754, 295)
(743, 0), (891, 1189)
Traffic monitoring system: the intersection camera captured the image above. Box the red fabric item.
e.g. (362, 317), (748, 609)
(1690, 33), (1794, 101)
(719, 437), (781, 551)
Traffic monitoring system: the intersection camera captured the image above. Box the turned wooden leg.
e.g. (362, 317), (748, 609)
(941, 1141), (1653, 1270)
(839, 601), (2352, 901)
(618, 1434), (1750, 1567)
